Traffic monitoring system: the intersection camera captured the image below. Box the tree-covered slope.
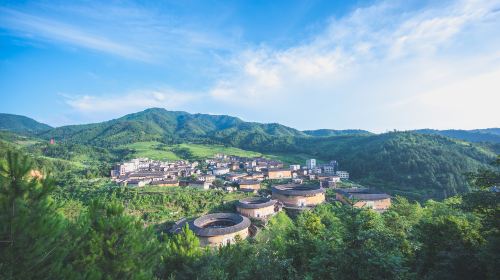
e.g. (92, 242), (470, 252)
(302, 129), (373, 137)
(0, 113), (52, 134)
(40, 108), (306, 146)
(217, 132), (497, 200)
(414, 128), (500, 143)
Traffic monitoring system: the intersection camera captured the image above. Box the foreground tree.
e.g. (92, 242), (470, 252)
(158, 224), (202, 279)
(415, 200), (485, 280)
(0, 151), (69, 279)
(67, 199), (160, 279)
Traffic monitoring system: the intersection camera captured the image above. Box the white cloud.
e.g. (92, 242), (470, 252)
(208, 0), (500, 131)
(64, 89), (196, 115)
(390, 66), (500, 130)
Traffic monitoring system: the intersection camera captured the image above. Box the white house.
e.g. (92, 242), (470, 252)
(336, 171), (349, 180)
(289, 164), (301, 171)
(212, 167), (230, 176)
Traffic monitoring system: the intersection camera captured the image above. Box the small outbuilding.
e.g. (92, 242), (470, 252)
(272, 183), (325, 208)
(236, 197), (278, 219)
(266, 168), (292, 179)
(335, 188), (391, 212)
(238, 180), (261, 193)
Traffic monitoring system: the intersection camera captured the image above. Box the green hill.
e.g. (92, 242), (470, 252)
(0, 113), (52, 134)
(292, 133), (496, 200)
(414, 128), (500, 143)
(40, 108), (306, 147)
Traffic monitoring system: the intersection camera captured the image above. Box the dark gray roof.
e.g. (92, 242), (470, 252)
(236, 197), (276, 209)
(272, 183), (325, 196)
(189, 213), (250, 237)
(336, 188), (391, 200)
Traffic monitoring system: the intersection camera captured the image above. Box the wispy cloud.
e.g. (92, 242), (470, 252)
(208, 0), (500, 130)
(64, 88), (197, 116)
(0, 4), (237, 62)
(0, 8), (151, 61)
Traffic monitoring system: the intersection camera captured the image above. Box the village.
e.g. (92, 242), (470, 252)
(110, 153), (392, 247)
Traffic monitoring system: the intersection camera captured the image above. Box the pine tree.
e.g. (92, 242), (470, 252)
(159, 224), (202, 279)
(67, 199), (161, 279)
(0, 151), (69, 279)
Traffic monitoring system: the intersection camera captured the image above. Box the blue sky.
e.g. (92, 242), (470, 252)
(1, 0), (499, 132)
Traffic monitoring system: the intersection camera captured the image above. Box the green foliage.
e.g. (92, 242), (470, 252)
(0, 151), (498, 279)
(303, 129), (373, 137)
(414, 128), (500, 144)
(414, 200), (485, 279)
(0, 113), (52, 134)
(66, 199), (160, 279)
(280, 132), (496, 200)
(30, 109), (498, 200)
(53, 180), (251, 224)
(4, 109), (499, 200)
(0, 151), (69, 279)
(159, 225), (202, 279)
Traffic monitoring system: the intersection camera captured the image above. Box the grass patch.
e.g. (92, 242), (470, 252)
(121, 141), (181, 160)
(121, 141), (264, 161)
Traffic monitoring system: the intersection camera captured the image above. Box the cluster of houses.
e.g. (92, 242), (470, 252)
(112, 154), (391, 247)
(110, 158), (196, 187)
(111, 155), (350, 192)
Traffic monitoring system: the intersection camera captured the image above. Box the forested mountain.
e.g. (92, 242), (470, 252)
(414, 128), (500, 143)
(303, 129), (372, 137)
(2, 108), (498, 200)
(209, 131), (495, 200)
(0, 113), (52, 134)
(39, 108), (306, 146)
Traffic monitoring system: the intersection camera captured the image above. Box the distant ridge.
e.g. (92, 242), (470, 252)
(0, 113), (52, 134)
(39, 108), (308, 146)
(303, 129), (372, 137)
(414, 128), (500, 144)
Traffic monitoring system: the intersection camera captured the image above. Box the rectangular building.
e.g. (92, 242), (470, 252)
(306, 159), (316, 169)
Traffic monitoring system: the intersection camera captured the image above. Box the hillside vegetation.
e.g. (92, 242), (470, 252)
(303, 129), (373, 137)
(39, 108), (306, 147)
(0, 108), (498, 200)
(414, 128), (500, 143)
(1, 152), (498, 279)
(0, 113), (52, 134)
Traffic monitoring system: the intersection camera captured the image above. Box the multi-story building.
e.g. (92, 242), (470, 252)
(322, 165), (335, 174)
(306, 159), (316, 169)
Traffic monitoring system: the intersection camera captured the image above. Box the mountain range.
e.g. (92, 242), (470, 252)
(0, 108), (498, 201)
